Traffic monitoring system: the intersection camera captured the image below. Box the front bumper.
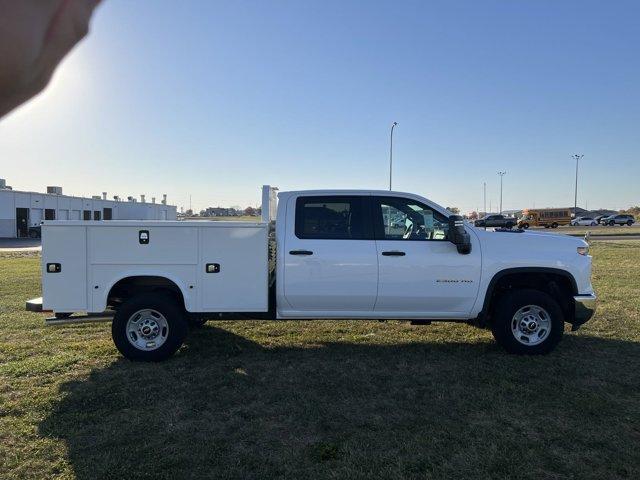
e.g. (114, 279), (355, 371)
(571, 293), (597, 331)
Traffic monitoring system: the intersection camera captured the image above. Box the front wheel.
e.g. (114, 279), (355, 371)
(491, 289), (564, 355)
(551, 222), (559, 229)
(627, 220), (633, 226)
(112, 293), (188, 361)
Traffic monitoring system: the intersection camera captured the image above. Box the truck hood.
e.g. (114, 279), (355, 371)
(471, 227), (589, 250)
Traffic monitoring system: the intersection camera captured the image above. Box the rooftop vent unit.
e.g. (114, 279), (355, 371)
(162, 194), (167, 205)
(151, 197), (156, 204)
(92, 195), (101, 200)
(102, 192), (107, 200)
(127, 196), (134, 202)
(0, 178), (6, 189)
(113, 195), (120, 201)
(141, 194), (146, 203)
(47, 186), (63, 195)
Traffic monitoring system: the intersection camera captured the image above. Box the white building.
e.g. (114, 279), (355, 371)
(0, 179), (177, 238)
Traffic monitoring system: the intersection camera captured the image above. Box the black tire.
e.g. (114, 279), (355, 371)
(505, 222), (514, 229)
(491, 289), (564, 355)
(627, 220), (633, 226)
(54, 312), (73, 319)
(521, 223), (529, 230)
(112, 293), (187, 361)
(609, 221), (615, 226)
(551, 222), (558, 229)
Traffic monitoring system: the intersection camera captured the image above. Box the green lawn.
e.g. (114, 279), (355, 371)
(1, 243), (639, 479)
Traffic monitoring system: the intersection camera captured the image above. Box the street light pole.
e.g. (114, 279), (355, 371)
(573, 154), (583, 217)
(389, 122), (398, 191)
(483, 182), (486, 216)
(498, 171), (506, 214)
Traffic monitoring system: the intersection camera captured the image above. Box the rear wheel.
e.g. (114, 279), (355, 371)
(491, 289), (564, 355)
(112, 293), (187, 361)
(551, 222), (559, 229)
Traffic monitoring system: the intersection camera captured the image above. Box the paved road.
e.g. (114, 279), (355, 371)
(0, 238), (42, 252)
(584, 235), (640, 241)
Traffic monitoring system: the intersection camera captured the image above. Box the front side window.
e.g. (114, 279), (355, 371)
(374, 197), (449, 241)
(295, 196), (369, 240)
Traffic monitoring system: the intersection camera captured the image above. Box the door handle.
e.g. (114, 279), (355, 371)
(382, 251), (406, 256)
(289, 250), (313, 256)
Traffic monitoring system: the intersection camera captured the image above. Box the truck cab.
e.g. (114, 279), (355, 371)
(29, 186), (596, 361)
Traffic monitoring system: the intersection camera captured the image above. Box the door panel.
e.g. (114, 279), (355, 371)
(375, 239), (481, 314)
(373, 196), (481, 315)
(284, 238), (378, 311)
(283, 195), (377, 311)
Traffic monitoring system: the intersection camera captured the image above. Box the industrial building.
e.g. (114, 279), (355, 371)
(0, 179), (177, 238)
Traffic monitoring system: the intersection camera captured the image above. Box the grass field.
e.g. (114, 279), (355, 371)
(1, 243), (639, 479)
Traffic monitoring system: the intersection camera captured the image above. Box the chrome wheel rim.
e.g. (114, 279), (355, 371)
(126, 309), (169, 351)
(511, 305), (551, 346)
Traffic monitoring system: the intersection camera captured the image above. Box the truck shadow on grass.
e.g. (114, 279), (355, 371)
(39, 325), (640, 480)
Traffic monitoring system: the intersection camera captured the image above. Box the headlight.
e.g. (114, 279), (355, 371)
(577, 246), (589, 256)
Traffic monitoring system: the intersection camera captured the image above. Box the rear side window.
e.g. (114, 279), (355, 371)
(295, 196), (370, 240)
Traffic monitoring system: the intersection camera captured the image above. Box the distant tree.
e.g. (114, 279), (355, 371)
(244, 206), (256, 216)
(446, 207), (460, 214)
(185, 209), (193, 217)
(468, 211), (479, 220)
(620, 206), (640, 216)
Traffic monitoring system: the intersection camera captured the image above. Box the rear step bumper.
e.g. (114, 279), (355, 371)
(26, 297), (114, 325)
(26, 297), (46, 312)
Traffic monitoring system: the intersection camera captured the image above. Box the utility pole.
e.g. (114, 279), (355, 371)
(498, 171), (506, 214)
(572, 154), (583, 217)
(389, 122), (398, 191)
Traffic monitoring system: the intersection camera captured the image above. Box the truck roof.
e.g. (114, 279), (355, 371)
(278, 189), (451, 217)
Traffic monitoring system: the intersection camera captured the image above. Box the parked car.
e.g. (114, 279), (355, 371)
(570, 217), (598, 226)
(474, 214), (516, 229)
(594, 215), (609, 225)
(602, 214), (635, 226)
(27, 186), (596, 360)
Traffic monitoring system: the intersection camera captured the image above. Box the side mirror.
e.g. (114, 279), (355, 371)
(448, 215), (472, 254)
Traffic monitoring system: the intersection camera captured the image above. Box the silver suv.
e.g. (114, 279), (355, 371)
(602, 214), (635, 226)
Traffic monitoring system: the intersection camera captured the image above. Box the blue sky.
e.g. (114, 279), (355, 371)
(1, 0), (638, 213)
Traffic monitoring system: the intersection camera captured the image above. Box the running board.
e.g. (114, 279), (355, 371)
(45, 312), (115, 326)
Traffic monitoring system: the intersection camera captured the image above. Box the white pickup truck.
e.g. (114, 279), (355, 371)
(27, 186), (596, 361)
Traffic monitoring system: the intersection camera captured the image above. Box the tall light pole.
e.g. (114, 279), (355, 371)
(483, 182), (486, 216)
(389, 122), (398, 191)
(498, 171), (506, 214)
(573, 154), (583, 217)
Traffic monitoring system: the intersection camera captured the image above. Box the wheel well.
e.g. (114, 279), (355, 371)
(483, 270), (576, 324)
(107, 276), (185, 310)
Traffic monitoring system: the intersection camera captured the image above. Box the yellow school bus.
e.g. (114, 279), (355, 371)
(518, 208), (572, 229)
